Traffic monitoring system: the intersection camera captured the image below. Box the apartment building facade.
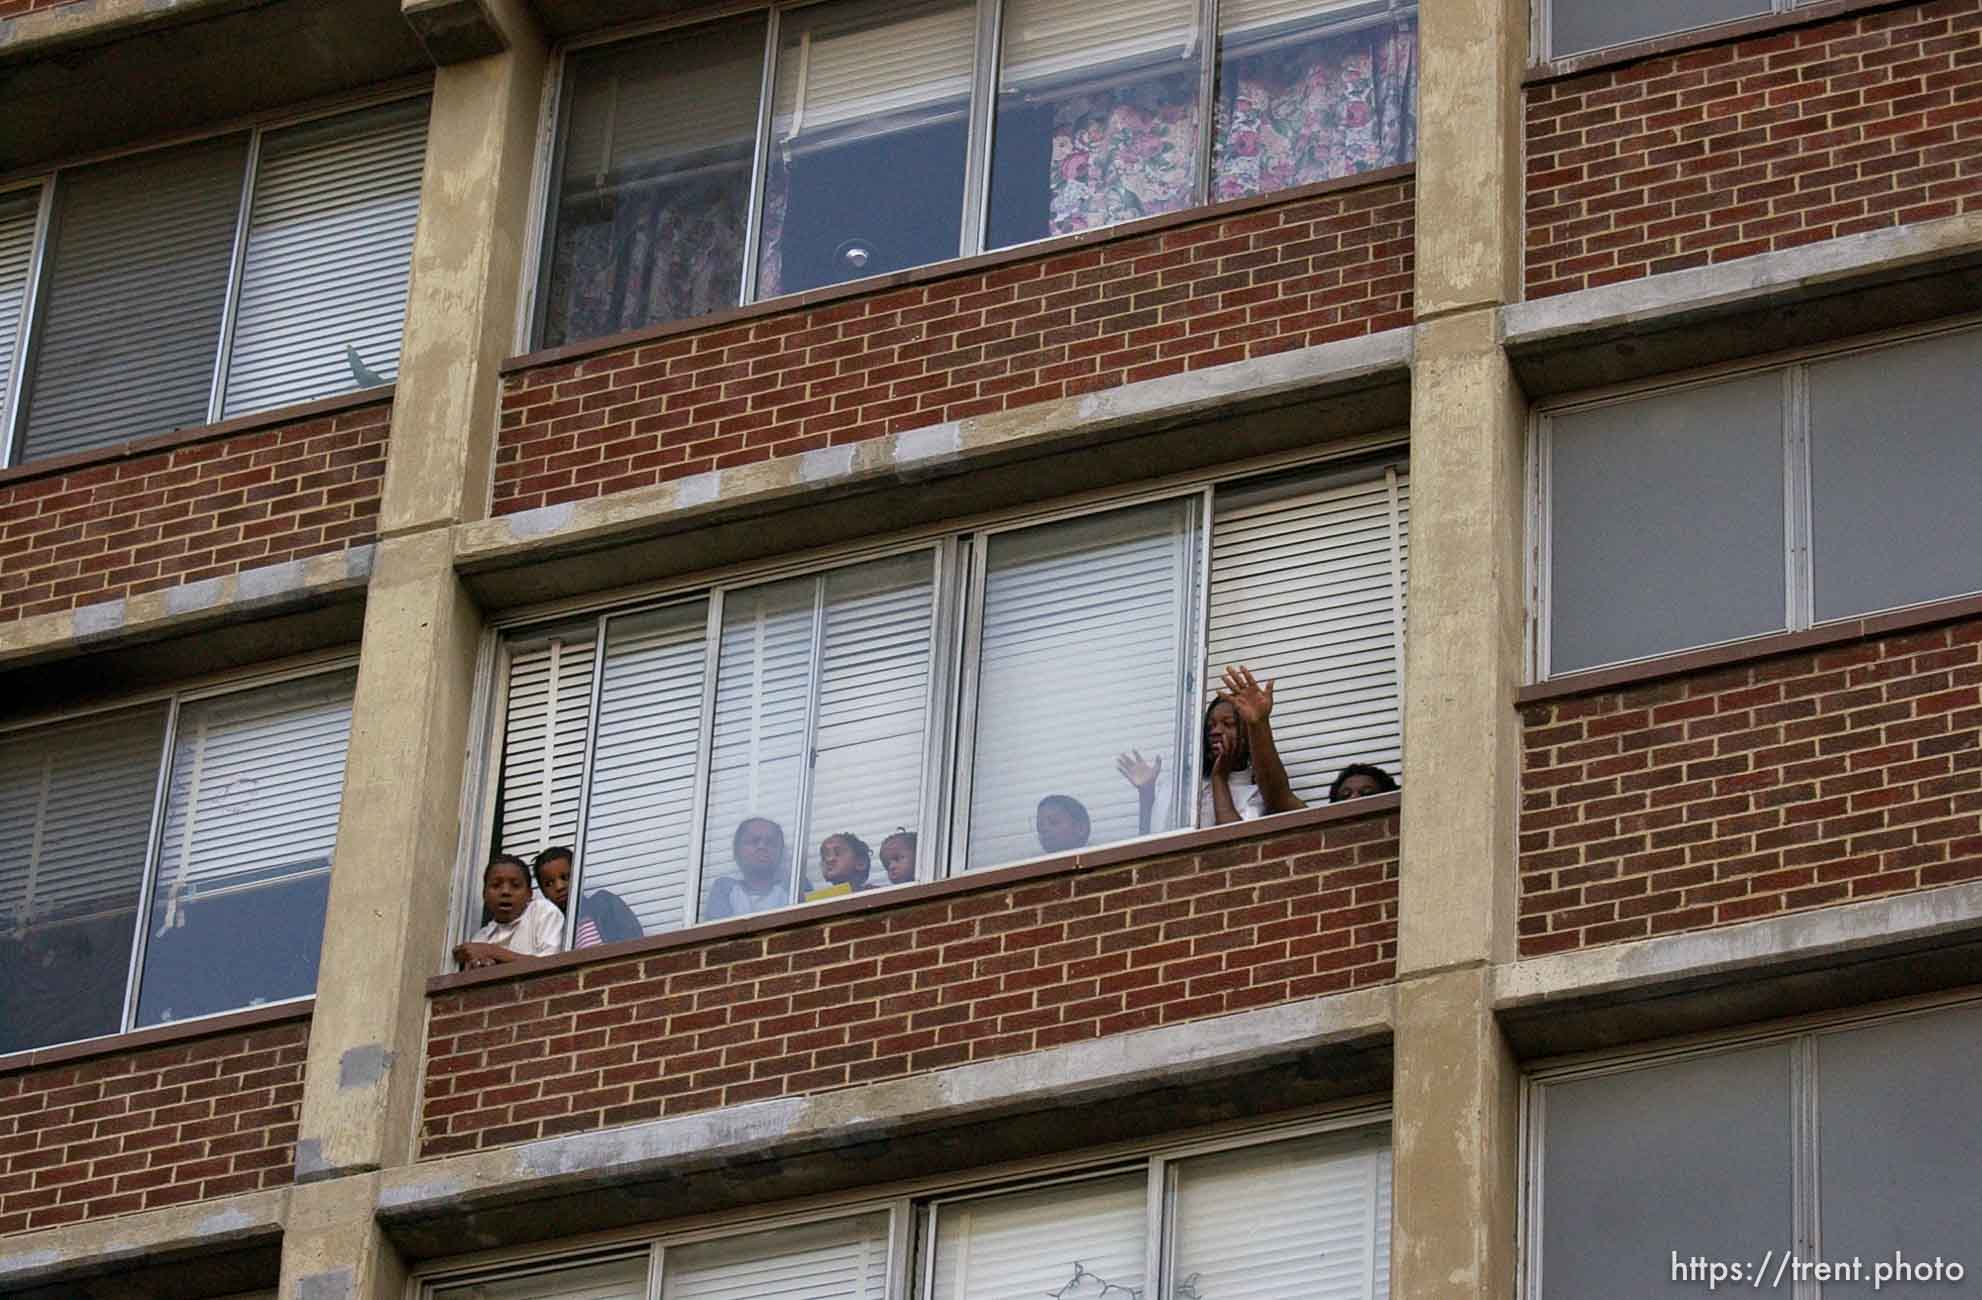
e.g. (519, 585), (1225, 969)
(0, 0), (1976, 1296)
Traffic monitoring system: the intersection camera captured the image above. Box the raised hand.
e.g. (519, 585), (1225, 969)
(1115, 750), (1163, 790)
(1219, 663), (1275, 726)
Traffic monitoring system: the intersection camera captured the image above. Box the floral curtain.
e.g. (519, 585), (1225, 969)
(1047, 73), (1203, 235)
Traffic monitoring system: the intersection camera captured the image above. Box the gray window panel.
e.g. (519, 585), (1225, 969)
(1549, 0), (1769, 60)
(1539, 1043), (1794, 1300)
(1816, 1004), (1982, 1297)
(1549, 373), (1787, 673)
(20, 134), (249, 461)
(1807, 330), (1982, 624)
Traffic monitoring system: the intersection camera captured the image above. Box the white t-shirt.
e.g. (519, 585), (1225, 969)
(1199, 769), (1269, 825)
(471, 896), (564, 957)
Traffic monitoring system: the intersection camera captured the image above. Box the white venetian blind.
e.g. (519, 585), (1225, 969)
(562, 18), (767, 184)
(1220, 0), (1401, 38)
(221, 97), (429, 417)
(931, 1173), (1149, 1300)
(660, 1212), (891, 1300)
(578, 601), (710, 935)
(1206, 465), (1406, 805)
(1167, 1132), (1392, 1300)
(804, 553), (935, 872)
(772, 0), (977, 143)
(150, 669), (356, 901)
(497, 626), (598, 861)
(0, 188), (37, 439)
(967, 499), (1199, 869)
(433, 1255), (651, 1300)
(20, 133), (248, 461)
(999, 0), (1200, 88)
(0, 704), (166, 924)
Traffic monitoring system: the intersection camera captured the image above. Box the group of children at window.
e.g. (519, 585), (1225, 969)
(457, 664), (1397, 971)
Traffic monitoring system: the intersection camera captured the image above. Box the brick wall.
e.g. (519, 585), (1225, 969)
(421, 812), (1400, 1156)
(0, 0), (70, 17)
(1524, 0), (1982, 298)
(492, 178), (1415, 516)
(0, 1016), (308, 1237)
(1519, 618), (1982, 956)
(0, 401), (389, 623)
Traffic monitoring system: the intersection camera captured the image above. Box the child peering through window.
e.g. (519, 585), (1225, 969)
(807, 831), (873, 901)
(532, 846), (644, 950)
(1329, 763), (1398, 803)
(879, 829), (917, 886)
(1117, 663), (1306, 830)
(454, 855), (564, 970)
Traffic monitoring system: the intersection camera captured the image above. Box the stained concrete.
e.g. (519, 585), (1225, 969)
(279, 1176), (403, 1300)
(0, 1188), (285, 1295)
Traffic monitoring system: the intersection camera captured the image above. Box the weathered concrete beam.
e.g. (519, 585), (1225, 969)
(377, 989), (1394, 1258)
(0, 1187), (286, 1294)
(1494, 881), (1982, 1058)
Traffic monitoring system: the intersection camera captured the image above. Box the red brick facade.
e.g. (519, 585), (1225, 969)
(0, 1016), (308, 1237)
(1519, 617), (1982, 956)
(0, 401), (389, 624)
(421, 811), (1400, 1156)
(1524, 0), (1982, 298)
(0, 0), (69, 17)
(492, 178), (1415, 516)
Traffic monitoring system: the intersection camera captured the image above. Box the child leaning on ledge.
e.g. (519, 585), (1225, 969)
(453, 854), (564, 970)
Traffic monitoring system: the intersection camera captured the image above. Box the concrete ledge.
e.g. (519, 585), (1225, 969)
(0, 1187), (286, 1291)
(458, 329), (1413, 611)
(378, 988), (1394, 1257)
(1502, 213), (1982, 398)
(1495, 882), (1982, 1058)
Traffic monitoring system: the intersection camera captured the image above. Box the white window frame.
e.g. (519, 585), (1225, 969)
(1526, 318), (1982, 684)
(0, 86), (431, 470)
(1533, 0), (1820, 64)
(411, 1107), (1391, 1300)
(0, 651), (358, 1051)
(1518, 991), (1982, 1300)
(459, 436), (1410, 951)
(516, 0), (1422, 352)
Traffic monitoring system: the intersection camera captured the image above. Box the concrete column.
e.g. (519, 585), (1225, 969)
(379, 1), (549, 533)
(1389, 0), (1530, 1295)
(279, 1174), (407, 1300)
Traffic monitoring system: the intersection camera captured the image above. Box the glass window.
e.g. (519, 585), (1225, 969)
(433, 1255), (650, 1300)
(931, 1172), (1149, 1300)
(3, 99), (429, 467)
(661, 1213), (891, 1299)
(1547, 0), (1768, 61)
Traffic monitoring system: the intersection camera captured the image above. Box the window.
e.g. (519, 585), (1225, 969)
(533, 0), (1419, 348)
(1533, 326), (1982, 678)
(0, 666), (356, 1054)
(1527, 1000), (1982, 1300)
(0, 96), (429, 468)
(475, 455), (1408, 944)
(424, 1124), (1390, 1300)
(1540, 0), (1825, 61)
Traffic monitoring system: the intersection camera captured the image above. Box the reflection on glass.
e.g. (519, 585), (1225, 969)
(1212, 1), (1418, 201)
(661, 1212), (891, 1299)
(135, 671), (355, 1028)
(930, 1173), (1149, 1300)
(0, 706), (168, 1054)
(539, 15), (768, 347)
(757, 0), (976, 297)
(966, 499), (1199, 870)
(699, 552), (934, 922)
(986, 0), (1202, 250)
(433, 1255), (649, 1300)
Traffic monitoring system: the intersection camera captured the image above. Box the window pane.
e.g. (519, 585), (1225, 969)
(540, 15), (766, 347)
(221, 97), (429, 417)
(758, 0), (975, 297)
(660, 1212), (891, 1300)
(579, 600), (709, 938)
(21, 134), (248, 461)
(1548, 373), (1786, 673)
(1208, 467), (1405, 805)
(0, 705), (167, 1054)
(930, 1173), (1148, 1300)
(1212, 3), (1417, 202)
(1808, 330), (1982, 623)
(986, 0), (1202, 249)
(495, 624), (598, 863)
(1549, 0), (1766, 60)
(1538, 1043), (1794, 1300)
(1816, 1004), (1982, 1296)
(0, 187), (37, 442)
(434, 1255), (649, 1300)
(967, 500), (1198, 869)
(136, 670), (356, 1027)
(1169, 1131), (1390, 1300)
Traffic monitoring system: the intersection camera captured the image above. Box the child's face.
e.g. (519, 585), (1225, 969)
(536, 856), (573, 909)
(483, 864), (532, 924)
(819, 836), (865, 885)
(880, 837), (916, 885)
(1035, 805), (1085, 854)
(1333, 773), (1384, 802)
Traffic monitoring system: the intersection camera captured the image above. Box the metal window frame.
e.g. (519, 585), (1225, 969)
(1535, 0), (1801, 64)
(0, 177), (54, 469)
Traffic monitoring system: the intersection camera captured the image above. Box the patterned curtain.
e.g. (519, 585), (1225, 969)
(1047, 72), (1203, 235)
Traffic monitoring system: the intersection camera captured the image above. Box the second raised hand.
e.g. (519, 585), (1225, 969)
(1220, 663), (1275, 724)
(1115, 750), (1163, 789)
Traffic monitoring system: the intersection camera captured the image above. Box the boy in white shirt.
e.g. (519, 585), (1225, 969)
(453, 855), (564, 970)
